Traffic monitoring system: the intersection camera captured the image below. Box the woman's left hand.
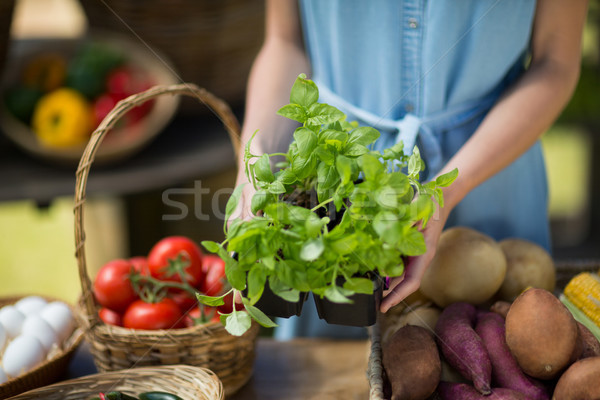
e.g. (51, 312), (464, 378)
(379, 205), (449, 313)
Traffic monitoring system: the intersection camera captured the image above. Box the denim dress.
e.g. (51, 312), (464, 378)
(274, 0), (550, 340)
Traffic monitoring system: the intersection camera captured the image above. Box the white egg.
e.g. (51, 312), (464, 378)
(2, 335), (45, 378)
(0, 366), (7, 384)
(0, 306), (25, 339)
(21, 314), (59, 352)
(0, 323), (6, 351)
(14, 296), (48, 316)
(39, 301), (74, 343)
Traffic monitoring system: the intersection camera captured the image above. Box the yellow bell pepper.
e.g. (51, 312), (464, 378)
(32, 88), (94, 148)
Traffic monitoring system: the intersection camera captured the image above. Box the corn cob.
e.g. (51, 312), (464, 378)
(563, 272), (600, 328)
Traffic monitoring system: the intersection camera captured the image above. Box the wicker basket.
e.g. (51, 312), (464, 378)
(77, 0), (265, 114)
(0, 296), (84, 400)
(6, 365), (223, 400)
(73, 83), (257, 397)
(366, 259), (600, 400)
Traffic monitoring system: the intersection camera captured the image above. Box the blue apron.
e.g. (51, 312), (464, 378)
(275, 0), (550, 340)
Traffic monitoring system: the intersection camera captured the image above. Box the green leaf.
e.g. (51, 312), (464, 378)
(348, 126), (380, 146)
(290, 73), (319, 107)
(343, 277), (374, 294)
(317, 162), (339, 190)
(276, 168), (298, 185)
(359, 153), (384, 181)
(319, 129), (348, 144)
(300, 239), (325, 262)
(344, 143), (369, 157)
(224, 311), (252, 336)
(224, 183), (246, 223)
(254, 154), (274, 183)
(241, 299), (278, 328)
(196, 293), (225, 307)
(292, 154), (317, 179)
(277, 103), (307, 123)
(410, 195), (434, 224)
(314, 145), (335, 165)
(305, 213), (325, 237)
(267, 181), (286, 194)
(224, 252), (246, 290)
(247, 266), (267, 300)
(330, 235), (359, 255)
(408, 146), (424, 178)
(435, 168), (459, 187)
(324, 285), (353, 304)
(307, 103), (345, 125)
(250, 190), (271, 215)
(336, 155), (353, 185)
(269, 276), (302, 302)
(294, 127), (318, 157)
(375, 186), (398, 209)
(201, 240), (220, 253)
(373, 212), (403, 244)
(397, 227), (426, 256)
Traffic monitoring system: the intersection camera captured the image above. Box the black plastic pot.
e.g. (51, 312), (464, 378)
(252, 283), (309, 318)
(313, 273), (383, 327)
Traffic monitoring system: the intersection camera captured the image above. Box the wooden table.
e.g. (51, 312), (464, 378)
(230, 339), (371, 400)
(67, 338), (372, 400)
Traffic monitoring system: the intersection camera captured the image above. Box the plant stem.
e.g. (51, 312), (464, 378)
(310, 198), (334, 212)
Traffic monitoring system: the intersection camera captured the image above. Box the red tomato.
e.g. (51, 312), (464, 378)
(129, 256), (149, 275)
(98, 307), (123, 326)
(200, 255), (226, 296)
(217, 292), (244, 314)
(93, 259), (138, 312)
(184, 306), (220, 327)
(122, 298), (184, 330)
(169, 289), (197, 313)
(147, 236), (204, 287)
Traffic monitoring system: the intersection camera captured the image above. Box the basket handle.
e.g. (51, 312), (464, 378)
(74, 83), (241, 319)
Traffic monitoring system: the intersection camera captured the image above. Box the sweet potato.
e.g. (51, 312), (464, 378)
(437, 382), (528, 400)
(577, 321), (600, 359)
(382, 325), (441, 400)
(475, 312), (549, 400)
(434, 302), (492, 394)
(505, 288), (580, 379)
(552, 356), (600, 400)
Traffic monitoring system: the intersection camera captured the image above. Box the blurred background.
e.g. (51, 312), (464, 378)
(0, 0), (598, 304)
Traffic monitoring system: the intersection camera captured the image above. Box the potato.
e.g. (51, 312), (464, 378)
(577, 321), (600, 359)
(552, 356), (600, 400)
(505, 288), (580, 379)
(382, 325), (441, 400)
(382, 306), (441, 345)
(496, 238), (555, 301)
(420, 227), (507, 307)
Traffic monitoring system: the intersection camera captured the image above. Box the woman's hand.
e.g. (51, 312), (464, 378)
(380, 183), (458, 313)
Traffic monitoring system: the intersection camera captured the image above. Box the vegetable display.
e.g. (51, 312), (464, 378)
(2, 42), (155, 149)
(379, 227), (600, 400)
(199, 73), (458, 335)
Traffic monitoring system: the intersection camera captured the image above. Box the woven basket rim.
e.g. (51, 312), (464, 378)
(6, 365), (224, 400)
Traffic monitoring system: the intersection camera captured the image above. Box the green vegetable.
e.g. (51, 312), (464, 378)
(65, 42), (124, 99)
(200, 74), (458, 335)
(138, 391), (184, 400)
(3, 85), (43, 123)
